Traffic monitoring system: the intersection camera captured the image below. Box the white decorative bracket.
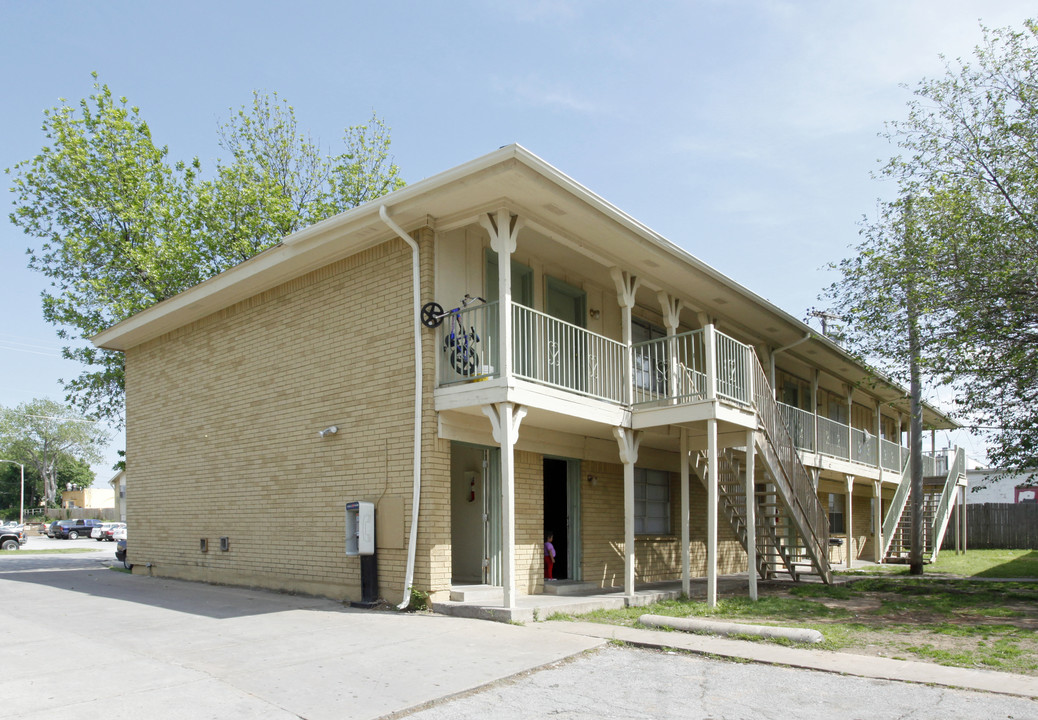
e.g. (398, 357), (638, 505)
(612, 426), (642, 465)
(482, 403), (527, 446)
(609, 268), (641, 310)
(479, 208), (524, 254)
(657, 291), (683, 333)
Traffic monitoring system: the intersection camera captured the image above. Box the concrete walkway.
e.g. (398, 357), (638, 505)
(534, 620), (1038, 699)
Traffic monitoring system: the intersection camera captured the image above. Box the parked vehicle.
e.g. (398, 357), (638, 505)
(55, 518), (104, 540)
(46, 521), (61, 538)
(115, 539), (131, 569)
(1, 525), (26, 550)
(112, 525), (127, 541)
(92, 522), (125, 541)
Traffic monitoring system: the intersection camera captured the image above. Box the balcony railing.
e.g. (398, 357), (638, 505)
(881, 438), (905, 472)
(632, 330), (707, 406)
(436, 300), (923, 477)
(436, 300), (755, 409)
(437, 300), (500, 387)
(817, 415), (849, 460)
(777, 403), (815, 453)
(512, 304), (627, 404)
(851, 427), (878, 466)
(776, 400), (919, 474)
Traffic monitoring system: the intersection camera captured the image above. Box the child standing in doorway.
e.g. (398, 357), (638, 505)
(544, 531), (556, 580)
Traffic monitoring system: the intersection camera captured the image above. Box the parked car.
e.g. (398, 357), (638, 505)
(55, 518), (104, 540)
(115, 538), (131, 569)
(46, 521), (61, 538)
(92, 522), (125, 541)
(1, 525), (26, 551)
(112, 524), (127, 541)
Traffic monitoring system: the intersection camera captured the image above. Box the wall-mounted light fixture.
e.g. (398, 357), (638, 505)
(589, 309), (601, 320)
(318, 425), (338, 438)
(587, 474), (597, 486)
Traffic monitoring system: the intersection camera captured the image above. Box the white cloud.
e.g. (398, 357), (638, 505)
(496, 75), (600, 114)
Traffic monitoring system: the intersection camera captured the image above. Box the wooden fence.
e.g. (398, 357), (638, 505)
(943, 503), (1038, 550)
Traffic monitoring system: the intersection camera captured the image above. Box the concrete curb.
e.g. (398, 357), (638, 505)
(639, 614), (824, 644)
(534, 621), (1038, 699)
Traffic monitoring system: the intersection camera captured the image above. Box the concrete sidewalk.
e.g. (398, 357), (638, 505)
(0, 551), (603, 720)
(535, 620), (1038, 699)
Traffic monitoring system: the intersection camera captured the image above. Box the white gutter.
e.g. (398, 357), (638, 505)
(378, 205), (424, 610)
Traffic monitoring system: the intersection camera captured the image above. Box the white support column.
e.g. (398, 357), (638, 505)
(873, 480), (883, 563)
(954, 485), (961, 555)
(680, 428), (691, 597)
(706, 418), (719, 607)
(897, 415), (904, 469)
(745, 428), (758, 601)
(482, 402), (527, 609)
(961, 485), (968, 553)
(704, 323), (718, 402)
(480, 209), (523, 380)
(658, 291), (683, 403)
(811, 370), (820, 454)
(613, 426), (642, 602)
(875, 400), (883, 469)
(611, 269), (641, 405)
(845, 474), (855, 569)
(845, 387), (854, 461)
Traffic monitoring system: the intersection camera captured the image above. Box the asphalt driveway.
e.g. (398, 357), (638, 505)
(0, 545), (600, 719)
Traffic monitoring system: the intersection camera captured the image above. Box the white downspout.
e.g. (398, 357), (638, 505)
(379, 205), (424, 610)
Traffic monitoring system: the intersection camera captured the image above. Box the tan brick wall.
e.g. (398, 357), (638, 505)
(515, 451), (545, 594)
(580, 460), (746, 589)
(125, 236), (433, 603)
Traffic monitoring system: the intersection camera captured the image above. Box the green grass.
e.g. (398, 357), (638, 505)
(565, 573), (1038, 673)
(929, 549), (1038, 578)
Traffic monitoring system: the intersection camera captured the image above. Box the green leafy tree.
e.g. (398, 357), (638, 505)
(829, 19), (1038, 485)
(0, 399), (109, 506)
(878, 20), (1038, 477)
(0, 451), (94, 512)
(7, 77), (404, 424)
(826, 196), (955, 573)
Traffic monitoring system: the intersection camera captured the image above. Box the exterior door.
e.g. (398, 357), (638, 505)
(543, 456), (581, 582)
(482, 447), (501, 585)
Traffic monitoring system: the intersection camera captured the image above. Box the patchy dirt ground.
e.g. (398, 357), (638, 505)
(745, 578), (1038, 674)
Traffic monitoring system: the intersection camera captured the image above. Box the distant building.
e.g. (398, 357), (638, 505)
(966, 468), (1037, 504)
(61, 487), (115, 510)
(109, 470), (126, 521)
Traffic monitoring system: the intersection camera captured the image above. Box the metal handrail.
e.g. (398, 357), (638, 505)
(750, 355), (831, 580)
(929, 447), (965, 562)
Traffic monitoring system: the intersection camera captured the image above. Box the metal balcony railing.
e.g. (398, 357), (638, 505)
(776, 403), (815, 453)
(512, 304), (627, 404)
(632, 330), (707, 406)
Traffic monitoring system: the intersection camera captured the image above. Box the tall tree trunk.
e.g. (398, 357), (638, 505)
(907, 204), (925, 576)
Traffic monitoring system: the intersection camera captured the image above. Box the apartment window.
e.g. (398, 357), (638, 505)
(635, 468), (670, 535)
(828, 493), (846, 534)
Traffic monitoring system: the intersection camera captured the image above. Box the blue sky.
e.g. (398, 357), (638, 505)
(2, 1), (1033, 480)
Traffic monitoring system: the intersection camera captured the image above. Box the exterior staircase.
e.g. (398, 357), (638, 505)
(691, 357), (832, 584)
(882, 447), (965, 563)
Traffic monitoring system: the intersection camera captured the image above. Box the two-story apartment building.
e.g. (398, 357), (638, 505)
(93, 145), (959, 613)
